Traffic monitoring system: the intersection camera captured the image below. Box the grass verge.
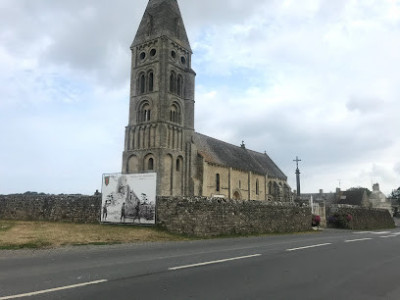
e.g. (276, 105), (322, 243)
(0, 220), (189, 250)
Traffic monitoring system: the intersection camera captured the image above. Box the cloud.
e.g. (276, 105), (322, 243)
(395, 163), (400, 176)
(1, 0), (400, 195)
(346, 96), (382, 113)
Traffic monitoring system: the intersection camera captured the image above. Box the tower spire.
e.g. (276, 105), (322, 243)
(132, 0), (191, 51)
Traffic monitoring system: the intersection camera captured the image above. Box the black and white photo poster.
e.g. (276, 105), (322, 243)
(101, 173), (157, 225)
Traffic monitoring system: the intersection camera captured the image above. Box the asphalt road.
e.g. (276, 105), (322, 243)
(1, 228), (400, 300)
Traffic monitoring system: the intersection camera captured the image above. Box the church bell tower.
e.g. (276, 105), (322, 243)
(122, 0), (196, 196)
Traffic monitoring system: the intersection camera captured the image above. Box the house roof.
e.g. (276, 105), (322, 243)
(337, 190), (367, 206)
(301, 192), (337, 203)
(193, 132), (287, 180)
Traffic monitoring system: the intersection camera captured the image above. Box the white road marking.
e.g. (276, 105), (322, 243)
(345, 238), (372, 243)
(380, 235), (396, 238)
(169, 254), (262, 271)
(0, 279), (108, 300)
(354, 231), (392, 235)
(286, 243), (332, 252)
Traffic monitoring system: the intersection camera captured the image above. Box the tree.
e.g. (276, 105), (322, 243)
(389, 187), (400, 204)
(389, 187), (400, 217)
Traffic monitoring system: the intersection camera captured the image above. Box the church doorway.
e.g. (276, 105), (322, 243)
(233, 191), (241, 200)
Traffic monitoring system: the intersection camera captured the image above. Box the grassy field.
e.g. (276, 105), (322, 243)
(0, 220), (189, 250)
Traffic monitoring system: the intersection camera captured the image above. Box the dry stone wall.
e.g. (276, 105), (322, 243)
(156, 197), (312, 237)
(0, 194), (312, 236)
(327, 205), (395, 230)
(0, 194), (101, 223)
(2, 194), (394, 237)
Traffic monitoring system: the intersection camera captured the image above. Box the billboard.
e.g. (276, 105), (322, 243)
(101, 173), (157, 225)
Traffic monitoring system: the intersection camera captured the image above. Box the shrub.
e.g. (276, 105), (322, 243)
(327, 212), (352, 229)
(312, 214), (321, 227)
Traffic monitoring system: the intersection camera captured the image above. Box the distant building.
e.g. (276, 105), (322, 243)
(301, 189), (337, 206)
(121, 0), (291, 200)
(337, 189), (370, 208)
(369, 183), (392, 215)
(302, 183), (393, 216)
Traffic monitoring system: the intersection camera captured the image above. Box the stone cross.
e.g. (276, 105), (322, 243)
(293, 156), (301, 169)
(293, 156), (302, 196)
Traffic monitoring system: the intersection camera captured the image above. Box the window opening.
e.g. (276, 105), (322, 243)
(148, 158), (154, 170)
(170, 72), (176, 93)
(216, 174), (220, 192)
(148, 72), (154, 92)
(256, 179), (260, 195)
(140, 74), (145, 94)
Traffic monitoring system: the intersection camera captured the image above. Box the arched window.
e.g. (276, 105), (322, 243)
(144, 108), (151, 121)
(148, 71), (154, 92)
(176, 159), (180, 172)
(177, 75), (183, 96)
(169, 71), (176, 93)
(256, 179), (260, 195)
(274, 182), (280, 196)
(169, 103), (181, 124)
(139, 73), (146, 94)
(138, 102), (151, 123)
(148, 158), (154, 170)
(216, 174), (220, 192)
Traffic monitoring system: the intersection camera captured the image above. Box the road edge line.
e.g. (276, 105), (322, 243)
(0, 279), (108, 300)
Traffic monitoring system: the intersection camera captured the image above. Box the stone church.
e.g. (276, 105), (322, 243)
(122, 0), (291, 201)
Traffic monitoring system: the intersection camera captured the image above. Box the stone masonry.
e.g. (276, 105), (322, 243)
(156, 197), (311, 237)
(0, 194), (101, 223)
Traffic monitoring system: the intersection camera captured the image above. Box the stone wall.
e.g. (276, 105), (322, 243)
(156, 197), (311, 237)
(327, 205), (395, 230)
(0, 194), (101, 223)
(0, 194), (312, 237)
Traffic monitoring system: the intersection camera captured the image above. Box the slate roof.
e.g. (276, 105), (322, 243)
(337, 190), (367, 206)
(301, 192), (337, 204)
(193, 132), (287, 180)
(132, 0), (191, 51)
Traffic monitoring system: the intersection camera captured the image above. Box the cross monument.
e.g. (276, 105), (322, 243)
(293, 156), (302, 196)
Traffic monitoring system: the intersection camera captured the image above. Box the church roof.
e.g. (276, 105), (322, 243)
(132, 0), (191, 51)
(193, 133), (287, 180)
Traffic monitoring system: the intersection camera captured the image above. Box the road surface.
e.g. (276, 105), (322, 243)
(1, 228), (400, 299)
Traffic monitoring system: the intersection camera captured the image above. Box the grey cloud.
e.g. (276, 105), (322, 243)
(346, 96), (382, 113)
(1, 0), (400, 194)
(394, 163), (400, 176)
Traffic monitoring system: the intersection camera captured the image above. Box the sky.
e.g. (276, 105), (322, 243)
(1, 0), (400, 196)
